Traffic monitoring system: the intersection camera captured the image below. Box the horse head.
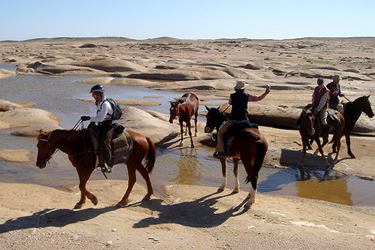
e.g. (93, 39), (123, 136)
(358, 95), (374, 118)
(300, 108), (316, 136)
(204, 106), (226, 133)
(169, 101), (179, 123)
(36, 130), (57, 169)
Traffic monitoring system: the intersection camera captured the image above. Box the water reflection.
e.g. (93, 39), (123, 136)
(259, 165), (355, 206)
(170, 147), (202, 185)
(295, 166), (353, 205)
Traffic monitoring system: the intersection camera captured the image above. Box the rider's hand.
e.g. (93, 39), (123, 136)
(265, 85), (271, 94)
(81, 116), (90, 121)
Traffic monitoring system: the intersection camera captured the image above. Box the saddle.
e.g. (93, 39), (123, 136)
(326, 109), (342, 126)
(224, 120), (259, 157)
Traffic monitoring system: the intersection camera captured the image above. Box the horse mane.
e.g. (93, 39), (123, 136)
(37, 130), (51, 140)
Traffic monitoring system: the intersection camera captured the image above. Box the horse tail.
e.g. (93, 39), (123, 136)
(144, 137), (156, 173)
(246, 138), (267, 189)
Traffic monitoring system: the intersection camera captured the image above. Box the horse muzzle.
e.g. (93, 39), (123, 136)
(36, 159), (47, 169)
(204, 126), (212, 133)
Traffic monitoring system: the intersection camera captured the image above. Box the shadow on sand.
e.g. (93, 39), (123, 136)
(0, 191), (250, 234)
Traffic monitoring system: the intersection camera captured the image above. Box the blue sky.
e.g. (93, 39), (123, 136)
(1, 0), (374, 41)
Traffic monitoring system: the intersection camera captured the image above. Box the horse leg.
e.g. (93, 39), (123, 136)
(186, 121), (194, 148)
(218, 158), (227, 192)
(332, 142), (337, 153)
(334, 137), (341, 162)
(74, 167), (97, 209)
(314, 139), (327, 163)
(179, 120), (184, 147)
(117, 165), (137, 208)
(245, 174), (258, 207)
(345, 133), (355, 158)
(232, 158), (240, 193)
(245, 185), (257, 208)
(136, 163), (154, 201)
(299, 139), (307, 165)
(194, 111), (198, 137)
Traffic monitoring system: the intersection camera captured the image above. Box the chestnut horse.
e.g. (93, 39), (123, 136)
(36, 129), (156, 209)
(204, 106), (268, 207)
(169, 92), (199, 148)
(333, 95), (374, 158)
(298, 107), (345, 164)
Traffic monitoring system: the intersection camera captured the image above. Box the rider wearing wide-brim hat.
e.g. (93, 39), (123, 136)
(213, 80), (270, 158)
(81, 84), (114, 173)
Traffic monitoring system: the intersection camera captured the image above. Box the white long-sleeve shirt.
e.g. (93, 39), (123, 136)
(89, 97), (113, 122)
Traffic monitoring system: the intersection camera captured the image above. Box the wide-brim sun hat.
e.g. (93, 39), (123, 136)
(234, 80), (246, 90)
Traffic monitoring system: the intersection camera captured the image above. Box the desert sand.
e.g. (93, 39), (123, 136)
(1, 37), (375, 249)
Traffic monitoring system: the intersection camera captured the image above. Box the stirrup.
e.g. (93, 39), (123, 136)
(101, 164), (112, 173)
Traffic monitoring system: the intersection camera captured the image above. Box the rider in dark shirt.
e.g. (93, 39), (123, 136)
(213, 80), (270, 158)
(326, 75), (345, 112)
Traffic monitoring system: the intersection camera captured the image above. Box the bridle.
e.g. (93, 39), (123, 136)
(205, 107), (228, 136)
(38, 136), (57, 166)
(37, 119), (84, 166)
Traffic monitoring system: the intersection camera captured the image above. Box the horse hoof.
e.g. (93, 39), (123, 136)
(244, 202), (253, 208)
(142, 195), (151, 201)
(91, 197), (98, 206)
(232, 189), (239, 194)
(116, 202), (127, 208)
(74, 203), (83, 209)
(217, 187), (225, 192)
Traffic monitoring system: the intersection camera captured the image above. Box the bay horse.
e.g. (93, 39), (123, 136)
(298, 106), (345, 164)
(204, 106), (268, 207)
(36, 128), (156, 209)
(169, 92), (199, 148)
(333, 95), (374, 158)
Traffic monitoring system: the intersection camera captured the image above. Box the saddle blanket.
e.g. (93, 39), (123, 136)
(111, 131), (133, 165)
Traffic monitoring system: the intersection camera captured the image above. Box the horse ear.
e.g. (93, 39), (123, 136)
(367, 95), (371, 99)
(39, 129), (44, 133)
(205, 105), (210, 111)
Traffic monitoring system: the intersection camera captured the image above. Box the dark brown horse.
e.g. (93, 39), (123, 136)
(333, 95), (374, 158)
(298, 107), (345, 164)
(169, 92), (199, 148)
(36, 129), (156, 209)
(204, 106), (268, 207)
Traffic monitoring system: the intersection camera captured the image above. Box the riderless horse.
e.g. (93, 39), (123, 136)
(36, 128), (156, 209)
(204, 106), (268, 207)
(298, 106), (345, 164)
(333, 95), (374, 158)
(169, 92), (199, 148)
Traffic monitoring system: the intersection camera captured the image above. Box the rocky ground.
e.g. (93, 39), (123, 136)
(1, 37), (375, 249)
